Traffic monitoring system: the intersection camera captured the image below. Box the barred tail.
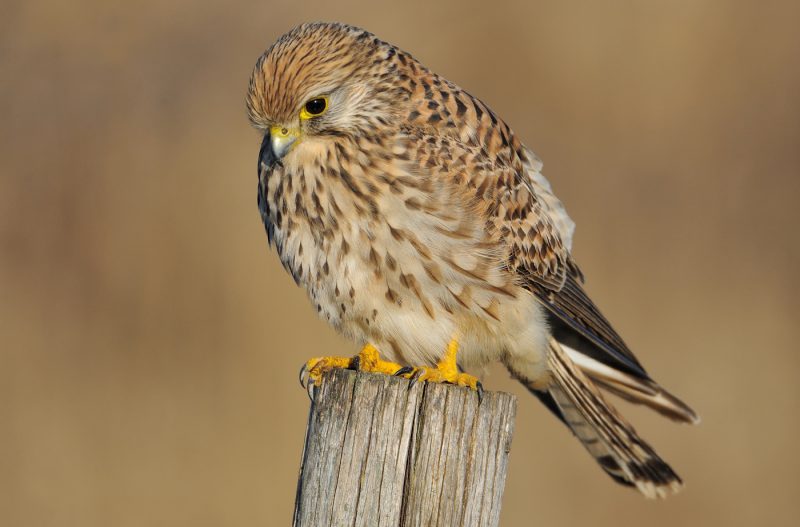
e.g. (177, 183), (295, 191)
(545, 337), (683, 497)
(509, 337), (684, 498)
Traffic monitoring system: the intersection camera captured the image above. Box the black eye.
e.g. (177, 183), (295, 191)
(304, 97), (327, 116)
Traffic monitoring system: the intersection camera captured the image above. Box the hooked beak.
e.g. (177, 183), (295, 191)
(269, 125), (300, 160)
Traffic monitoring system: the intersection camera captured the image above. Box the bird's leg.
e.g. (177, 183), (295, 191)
(301, 344), (405, 387)
(404, 339), (482, 391)
(351, 343), (406, 375)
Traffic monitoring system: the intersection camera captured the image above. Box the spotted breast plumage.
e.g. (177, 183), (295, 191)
(246, 22), (698, 498)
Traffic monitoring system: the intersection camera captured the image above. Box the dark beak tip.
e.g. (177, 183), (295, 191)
(258, 130), (276, 174)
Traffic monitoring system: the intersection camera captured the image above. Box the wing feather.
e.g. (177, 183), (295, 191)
(407, 88), (648, 380)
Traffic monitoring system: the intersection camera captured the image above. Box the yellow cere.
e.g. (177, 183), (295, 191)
(269, 125), (299, 139)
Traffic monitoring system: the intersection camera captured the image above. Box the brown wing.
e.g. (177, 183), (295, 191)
(534, 275), (647, 377)
(401, 75), (648, 377)
(491, 154), (649, 377)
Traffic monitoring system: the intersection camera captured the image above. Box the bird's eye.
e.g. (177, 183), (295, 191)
(300, 97), (328, 119)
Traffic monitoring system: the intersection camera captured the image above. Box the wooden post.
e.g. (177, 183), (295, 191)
(292, 368), (517, 527)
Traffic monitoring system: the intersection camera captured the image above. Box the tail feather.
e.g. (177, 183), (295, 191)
(543, 337), (684, 498)
(563, 343), (700, 425)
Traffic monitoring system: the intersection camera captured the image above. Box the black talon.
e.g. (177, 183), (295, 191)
(299, 364), (308, 389)
(408, 368), (424, 389)
(394, 366), (414, 377)
(350, 355), (361, 371)
(476, 381), (484, 404)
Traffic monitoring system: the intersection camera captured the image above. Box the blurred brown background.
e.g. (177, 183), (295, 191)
(2, 0), (798, 525)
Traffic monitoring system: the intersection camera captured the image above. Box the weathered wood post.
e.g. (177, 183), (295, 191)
(292, 369), (517, 527)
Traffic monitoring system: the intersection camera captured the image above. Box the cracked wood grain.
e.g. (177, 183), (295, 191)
(292, 369), (517, 527)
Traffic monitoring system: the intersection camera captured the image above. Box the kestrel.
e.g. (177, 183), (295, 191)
(246, 22), (698, 498)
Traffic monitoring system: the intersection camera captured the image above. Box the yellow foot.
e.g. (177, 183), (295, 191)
(300, 344), (406, 391)
(401, 339), (483, 393)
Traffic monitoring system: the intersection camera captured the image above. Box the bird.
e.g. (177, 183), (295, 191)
(246, 22), (698, 498)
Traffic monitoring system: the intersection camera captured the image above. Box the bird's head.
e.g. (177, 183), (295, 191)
(247, 22), (407, 166)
